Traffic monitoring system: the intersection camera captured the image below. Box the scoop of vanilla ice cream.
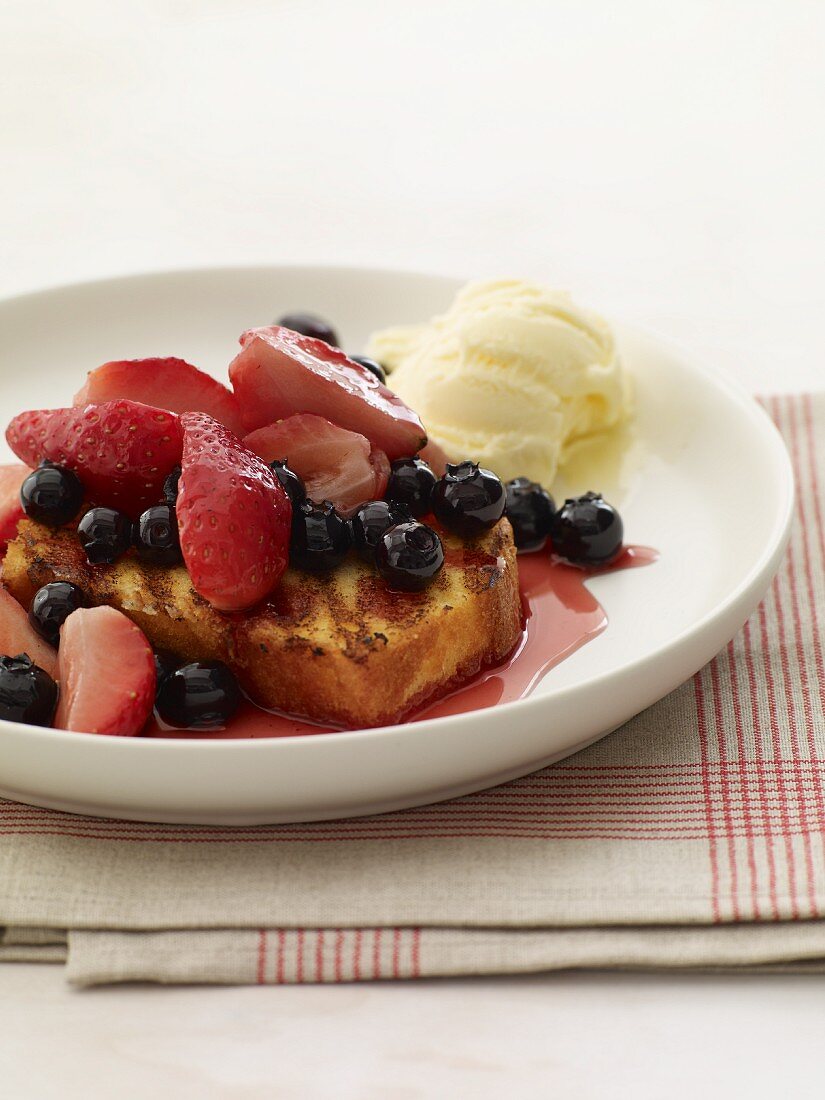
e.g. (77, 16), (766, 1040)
(367, 279), (626, 487)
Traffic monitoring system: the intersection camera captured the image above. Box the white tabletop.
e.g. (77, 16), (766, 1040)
(2, 1), (824, 1096)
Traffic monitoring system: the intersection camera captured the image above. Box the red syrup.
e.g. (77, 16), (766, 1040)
(143, 545), (657, 740)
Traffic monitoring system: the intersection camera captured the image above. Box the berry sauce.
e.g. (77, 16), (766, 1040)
(143, 545), (657, 739)
(415, 545), (657, 720)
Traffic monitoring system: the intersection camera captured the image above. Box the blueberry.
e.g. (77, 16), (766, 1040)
(0, 653), (58, 726)
(551, 491), (624, 566)
(77, 507), (133, 565)
(269, 459), (306, 506)
(162, 465), (181, 505)
(276, 312), (338, 347)
(504, 477), (556, 551)
(155, 660), (241, 730)
(20, 463), (84, 527)
(28, 582), (86, 646)
(386, 457), (437, 518)
(134, 503), (182, 567)
(290, 500), (351, 571)
(375, 521), (444, 592)
(349, 499), (412, 562)
(350, 355), (387, 385)
(431, 461), (506, 538)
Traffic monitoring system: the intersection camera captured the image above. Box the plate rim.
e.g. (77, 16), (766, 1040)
(0, 263), (795, 754)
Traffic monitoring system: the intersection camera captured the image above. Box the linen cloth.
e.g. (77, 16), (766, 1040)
(0, 393), (822, 987)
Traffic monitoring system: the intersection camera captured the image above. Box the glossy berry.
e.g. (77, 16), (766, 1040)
(162, 465), (181, 505)
(135, 503), (182, 566)
(350, 355), (387, 385)
(20, 463), (84, 528)
(53, 606), (155, 736)
(28, 581), (86, 646)
(269, 459), (306, 506)
(177, 412), (291, 612)
(248, 415), (390, 515)
(431, 461), (506, 538)
(376, 521), (444, 592)
(349, 499), (412, 562)
(74, 356), (245, 437)
(551, 491), (624, 566)
(155, 660), (241, 730)
(276, 311), (338, 347)
(504, 477), (556, 551)
(291, 499), (351, 571)
(386, 456), (437, 518)
(229, 327), (426, 459)
(77, 507), (133, 565)
(0, 653), (58, 726)
(0, 586), (58, 678)
(7, 400), (183, 517)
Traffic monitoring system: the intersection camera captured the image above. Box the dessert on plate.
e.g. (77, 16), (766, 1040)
(0, 280), (640, 737)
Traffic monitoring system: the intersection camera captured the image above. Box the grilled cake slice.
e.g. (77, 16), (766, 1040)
(3, 517), (521, 729)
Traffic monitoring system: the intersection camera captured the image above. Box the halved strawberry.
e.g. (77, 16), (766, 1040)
(0, 586), (58, 679)
(243, 414), (390, 516)
(0, 463), (30, 547)
(177, 412), (291, 612)
(6, 400), (183, 517)
(228, 326), (427, 460)
(55, 606), (155, 735)
(74, 357), (245, 437)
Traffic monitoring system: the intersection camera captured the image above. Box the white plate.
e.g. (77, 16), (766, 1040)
(0, 266), (793, 824)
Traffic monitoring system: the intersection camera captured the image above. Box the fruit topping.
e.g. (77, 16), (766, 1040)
(350, 355), (387, 384)
(162, 465), (181, 504)
(269, 460), (306, 507)
(228, 326), (427, 460)
(176, 412), (291, 612)
(386, 456), (437, 518)
(54, 606), (156, 735)
(0, 463), (32, 543)
(155, 659), (241, 730)
(349, 499), (412, 562)
(7, 400), (184, 517)
(290, 499), (351, 572)
(19, 462), (83, 529)
(431, 461), (506, 538)
(504, 477), (556, 552)
(375, 521), (444, 592)
(0, 587), (58, 678)
(74, 357), (245, 437)
(0, 654), (58, 727)
(551, 491), (624, 566)
(276, 311), (339, 347)
(29, 581), (86, 647)
(77, 506), (133, 565)
(135, 503), (183, 566)
(244, 414), (390, 516)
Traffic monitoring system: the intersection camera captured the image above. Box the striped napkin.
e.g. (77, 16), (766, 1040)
(2, 393), (823, 987)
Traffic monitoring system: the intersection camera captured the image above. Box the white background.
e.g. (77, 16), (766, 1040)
(2, 1), (825, 1096)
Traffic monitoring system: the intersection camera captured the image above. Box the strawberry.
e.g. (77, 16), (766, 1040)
(177, 412), (291, 611)
(0, 586), (58, 679)
(0, 463), (30, 547)
(6, 400), (184, 517)
(228, 326), (427, 461)
(243, 414), (390, 516)
(55, 606), (155, 735)
(74, 357), (245, 437)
